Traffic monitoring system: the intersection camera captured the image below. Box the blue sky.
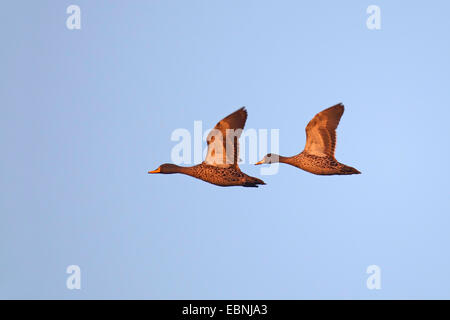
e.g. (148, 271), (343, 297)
(1, 1), (449, 299)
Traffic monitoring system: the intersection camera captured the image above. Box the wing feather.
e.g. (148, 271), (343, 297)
(303, 103), (344, 157)
(204, 107), (247, 167)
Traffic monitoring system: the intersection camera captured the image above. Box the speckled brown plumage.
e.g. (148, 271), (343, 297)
(256, 103), (361, 175)
(282, 152), (360, 175)
(179, 163), (265, 187)
(149, 107), (266, 187)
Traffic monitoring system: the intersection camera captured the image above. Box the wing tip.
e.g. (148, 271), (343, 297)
(236, 106), (248, 120)
(321, 103), (344, 117)
(333, 102), (344, 111)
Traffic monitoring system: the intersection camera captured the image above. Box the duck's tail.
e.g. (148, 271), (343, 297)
(243, 176), (266, 187)
(340, 164), (361, 175)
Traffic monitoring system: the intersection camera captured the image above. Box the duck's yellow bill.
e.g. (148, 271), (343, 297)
(148, 168), (161, 174)
(254, 160), (264, 165)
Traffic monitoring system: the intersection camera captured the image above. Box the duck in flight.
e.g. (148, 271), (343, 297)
(148, 107), (266, 187)
(255, 103), (361, 175)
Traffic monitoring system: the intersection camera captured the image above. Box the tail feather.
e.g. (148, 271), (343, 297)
(244, 176), (266, 187)
(341, 165), (361, 175)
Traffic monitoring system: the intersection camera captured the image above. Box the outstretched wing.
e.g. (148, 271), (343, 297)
(303, 103), (344, 157)
(204, 107), (247, 167)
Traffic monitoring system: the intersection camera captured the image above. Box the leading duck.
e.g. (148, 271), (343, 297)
(149, 107), (266, 187)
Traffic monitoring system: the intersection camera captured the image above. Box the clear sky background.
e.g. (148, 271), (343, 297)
(1, 1), (449, 299)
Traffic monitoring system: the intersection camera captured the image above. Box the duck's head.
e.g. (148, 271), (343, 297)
(255, 153), (280, 165)
(148, 163), (180, 174)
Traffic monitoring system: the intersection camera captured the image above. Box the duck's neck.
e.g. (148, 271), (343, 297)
(278, 154), (304, 167)
(278, 155), (290, 163)
(166, 164), (195, 175)
(270, 154), (290, 164)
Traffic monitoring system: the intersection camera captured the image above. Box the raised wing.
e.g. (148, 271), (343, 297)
(303, 103), (344, 157)
(204, 107), (247, 167)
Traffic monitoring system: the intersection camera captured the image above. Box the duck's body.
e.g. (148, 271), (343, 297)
(156, 163), (265, 187)
(149, 107), (266, 187)
(192, 163), (265, 187)
(279, 152), (360, 175)
(256, 103), (361, 176)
